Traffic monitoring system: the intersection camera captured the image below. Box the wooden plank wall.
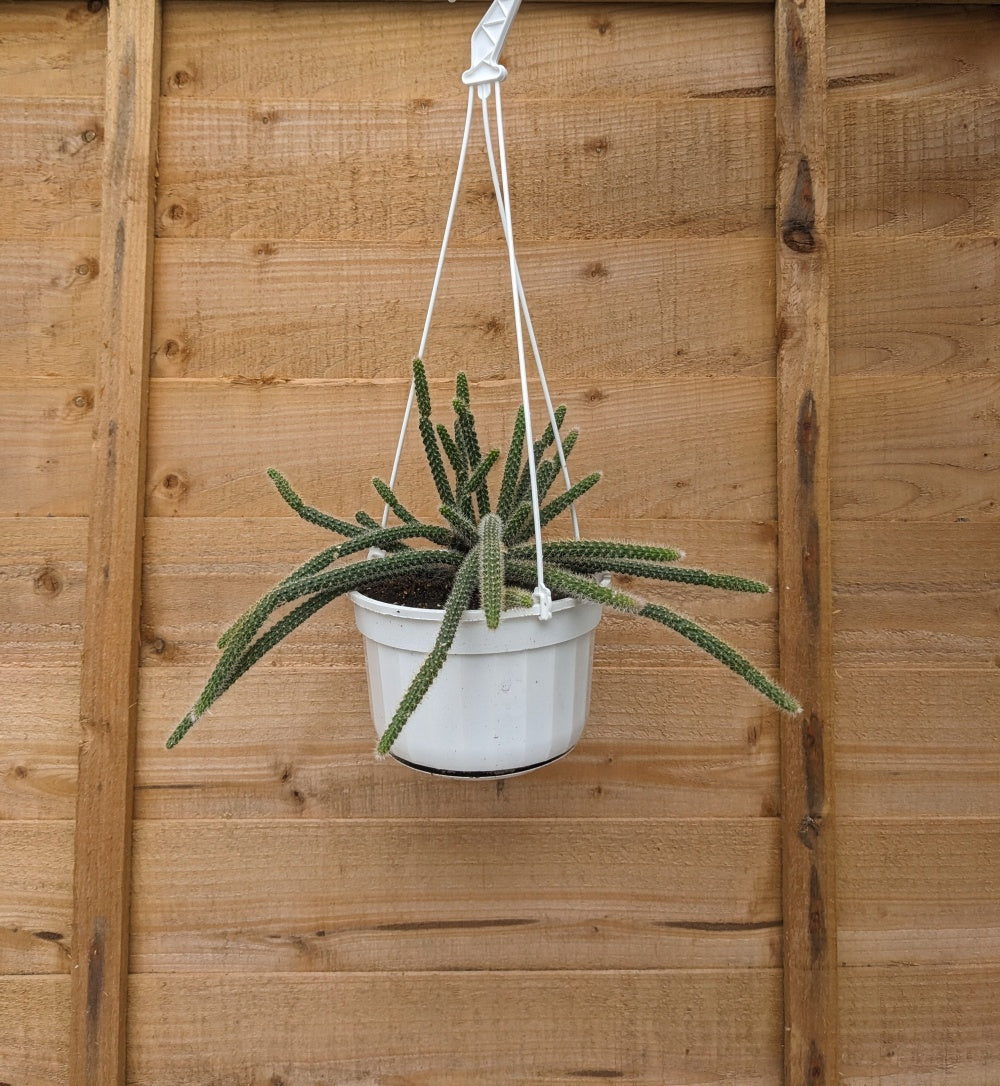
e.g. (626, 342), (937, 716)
(1, 1), (998, 1084)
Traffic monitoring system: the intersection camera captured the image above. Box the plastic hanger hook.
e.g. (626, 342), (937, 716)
(451, 0), (523, 91)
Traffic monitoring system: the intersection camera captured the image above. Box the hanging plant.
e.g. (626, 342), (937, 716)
(166, 358), (800, 771)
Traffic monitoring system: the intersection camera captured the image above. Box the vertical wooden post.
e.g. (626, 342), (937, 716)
(774, 0), (839, 1084)
(70, 2), (161, 1083)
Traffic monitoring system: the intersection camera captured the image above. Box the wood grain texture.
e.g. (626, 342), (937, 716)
(142, 377), (777, 521)
(829, 98), (1000, 240)
(0, 821), (73, 975)
(0, 976), (70, 1086)
(128, 818), (781, 972)
(836, 669), (1000, 819)
(0, 1), (106, 99)
(0, 667), (80, 820)
(832, 522), (999, 666)
(155, 98), (773, 243)
(840, 965), (1000, 1084)
(69, 3), (161, 1083)
(838, 818), (1000, 967)
(0, 242), (101, 378)
(160, 2), (774, 102)
(831, 239), (1000, 376)
(149, 238), (776, 379)
(0, 380), (95, 516)
(0, 518), (87, 664)
(125, 970), (783, 1085)
(0, 99), (104, 240)
(137, 665), (782, 820)
(826, 7), (1000, 96)
(775, 0), (838, 1083)
(831, 374), (999, 520)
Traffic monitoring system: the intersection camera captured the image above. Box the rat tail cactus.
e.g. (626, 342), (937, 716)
(166, 359), (799, 756)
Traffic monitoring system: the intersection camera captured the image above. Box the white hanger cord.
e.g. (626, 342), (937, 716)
(383, 85), (477, 523)
(480, 88), (580, 542)
(491, 80), (549, 611)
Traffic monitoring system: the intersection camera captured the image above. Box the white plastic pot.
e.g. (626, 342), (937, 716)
(350, 591), (602, 778)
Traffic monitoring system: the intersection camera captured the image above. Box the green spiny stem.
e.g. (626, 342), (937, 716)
(455, 370), (470, 405)
(412, 357), (433, 418)
(356, 510), (380, 531)
(376, 546), (480, 756)
(170, 548), (465, 748)
(505, 471), (602, 546)
(437, 423), (465, 477)
(440, 502), (479, 545)
(268, 468), (362, 538)
(372, 476), (418, 524)
(478, 513), (505, 629)
(419, 416), (455, 505)
(502, 585), (535, 610)
(532, 458), (561, 506)
(503, 501), (532, 544)
(505, 558), (638, 613)
(639, 602), (801, 713)
(512, 539), (684, 564)
(170, 587), (341, 748)
(533, 405), (567, 460)
(453, 398), (486, 514)
(458, 448), (500, 507)
(496, 405), (526, 519)
(507, 559), (799, 715)
(513, 408), (570, 508)
(538, 471), (601, 530)
(542, 555), (771, 593)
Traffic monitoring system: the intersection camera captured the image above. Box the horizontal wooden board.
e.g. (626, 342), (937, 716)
(155, 97), (773, 243)
(0, 1), (105, 98)
(838, 818), (1000, 966)
(0, 99), (104, 240)
(836, 668), (1000, 819)
(830, 238), (999, 376)
(0, 240), (101, 377)
(832, 522), (999, 666)
(137, 664), (781, 820)
(0, 667), (79, 820)
(826, 7), (1000, 97)
(125, 969), (782, 1084)
(0, 976), (69, 1086)
(150, 238), (776, 379)
(0, 380), (95, 516)
(0, 518), (87, 664)
(0, 821), (73, 975)
(840, 965), (1000, 1085)
(143, 376), (777, 521)
(129, 818), (781, 972)
(138, 514), (779, 672)
(829, 97), (1000, 239)
(830, 374), (999, 520)
(161, 2), (773, 103)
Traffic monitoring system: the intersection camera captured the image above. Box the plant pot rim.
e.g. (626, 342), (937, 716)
(349, 588), (594, 625)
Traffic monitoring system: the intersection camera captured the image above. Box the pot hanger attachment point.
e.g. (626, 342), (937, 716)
(457, 0), (522, 94)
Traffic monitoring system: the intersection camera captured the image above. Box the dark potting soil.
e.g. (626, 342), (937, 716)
(361, 568), (572, 611)
(362, 569), (459, 610)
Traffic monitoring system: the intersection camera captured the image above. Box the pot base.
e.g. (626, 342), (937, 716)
(390, 746), (573, 781)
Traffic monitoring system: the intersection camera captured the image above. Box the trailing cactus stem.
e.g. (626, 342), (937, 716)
(376, 547), (480, 757)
